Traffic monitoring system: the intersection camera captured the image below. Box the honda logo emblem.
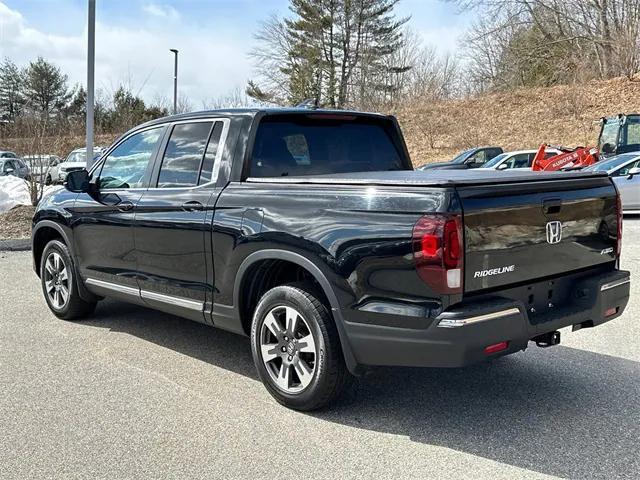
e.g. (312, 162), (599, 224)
(546, 221), (562, 244)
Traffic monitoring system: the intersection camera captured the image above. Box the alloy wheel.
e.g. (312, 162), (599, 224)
(259, 305), (317, 394)
(44, 251), (70, 310)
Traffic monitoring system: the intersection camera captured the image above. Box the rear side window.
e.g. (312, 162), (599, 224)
(248, 116), (406, 177)
(157, 122), (213, 188)
(198, 121), (224, 185)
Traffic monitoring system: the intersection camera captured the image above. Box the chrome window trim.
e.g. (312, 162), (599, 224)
(600, 277), (631, 291)
(437, 307), (521, 328)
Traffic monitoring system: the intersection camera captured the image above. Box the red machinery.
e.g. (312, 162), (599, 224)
(531, 143), (599, 171)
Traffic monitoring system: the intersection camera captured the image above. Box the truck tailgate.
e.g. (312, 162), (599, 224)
(458, 176), (619, 293)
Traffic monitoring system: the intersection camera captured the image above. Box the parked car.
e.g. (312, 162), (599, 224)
(418, 146), (503, 170)
(23, 154), (62, 185)
(584, 152), (640, 213)
(32, 109), (630, 410)
(0, 150), (19, 159)
(57, 147), (105, 183)
(480, 148), (562, 171)
(0, 155), (30, 180)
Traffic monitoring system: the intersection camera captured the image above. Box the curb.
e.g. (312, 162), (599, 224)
(0, 238), (31, 252)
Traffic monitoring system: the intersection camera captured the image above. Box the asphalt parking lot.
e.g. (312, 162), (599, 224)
(1, 218), (638, 480)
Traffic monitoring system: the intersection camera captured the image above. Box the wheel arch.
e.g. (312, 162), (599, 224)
(32, 221), (73, 276)
(32, 220), (99, 303)
(234, 249), (360, 375)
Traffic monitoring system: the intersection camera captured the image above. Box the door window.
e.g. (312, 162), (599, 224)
(157, 122), (213, 188)
(504, 153), (531, 168)
(98, 127), (163, 189)
(614, 159), (640, 176)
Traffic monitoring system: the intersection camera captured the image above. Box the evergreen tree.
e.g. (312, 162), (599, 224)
(248, 0), (409, 109)
(0, 58), (26, 121)
(23, 57), (72, 115)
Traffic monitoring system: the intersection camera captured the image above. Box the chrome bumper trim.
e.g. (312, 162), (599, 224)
(600, 277), (631, 292)
(437, 307), (521, 328)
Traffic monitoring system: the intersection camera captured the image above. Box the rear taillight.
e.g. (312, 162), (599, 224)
(616, 192), (623, 257)
(412, 214), (463, 294)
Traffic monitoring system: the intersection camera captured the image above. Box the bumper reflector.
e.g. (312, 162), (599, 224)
(484, 341), (509, 355)
(605, 307), (618, 317)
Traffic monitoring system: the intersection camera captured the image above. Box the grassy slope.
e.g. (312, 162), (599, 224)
(395, 77), (640, 167)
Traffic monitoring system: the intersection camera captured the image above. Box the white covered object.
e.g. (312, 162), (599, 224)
(0, 176), (31, 213)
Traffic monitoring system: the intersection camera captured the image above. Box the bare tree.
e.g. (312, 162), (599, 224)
(449, 0), (640, 90)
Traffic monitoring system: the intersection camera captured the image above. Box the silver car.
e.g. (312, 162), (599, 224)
(0, 153), (30, 180)
(584, 153), (640, 213)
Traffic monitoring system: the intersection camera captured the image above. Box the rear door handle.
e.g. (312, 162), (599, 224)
(117, 201), (134, 212)
(182, 201), (204, 212)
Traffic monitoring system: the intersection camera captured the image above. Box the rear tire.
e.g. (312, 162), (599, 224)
(40, 240), (97, 320)
(251, 282), (352, 411)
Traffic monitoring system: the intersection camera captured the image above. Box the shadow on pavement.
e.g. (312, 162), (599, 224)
(86, 299), (639, 479)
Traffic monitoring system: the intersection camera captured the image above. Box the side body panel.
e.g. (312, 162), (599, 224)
(211, 182), (459, 334)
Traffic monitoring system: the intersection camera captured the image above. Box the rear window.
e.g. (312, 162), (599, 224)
(248, 116), (406, 178)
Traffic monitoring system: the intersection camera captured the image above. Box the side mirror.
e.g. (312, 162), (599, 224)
(65, 169), (91, 192)
(49, 159), (59, 166)
(628, 166), (640, 179)
(4, 167), (15, 175)
(601, 143), (616, 154)
(496, 163), (509, 170)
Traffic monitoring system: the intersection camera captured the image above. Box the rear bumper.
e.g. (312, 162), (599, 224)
(342, 269), (630, 368)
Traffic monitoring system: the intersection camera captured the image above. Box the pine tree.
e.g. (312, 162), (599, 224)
(0, 58), (25, 121)
(23, 57), (72, 116)
(248, 0), (409, 109)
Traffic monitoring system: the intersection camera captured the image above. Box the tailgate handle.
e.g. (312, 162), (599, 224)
(542, 198), (562, 215)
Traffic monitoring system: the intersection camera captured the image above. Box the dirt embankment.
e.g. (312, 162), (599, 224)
(0, 205), (36, 239)
(395, 76), (640, 166)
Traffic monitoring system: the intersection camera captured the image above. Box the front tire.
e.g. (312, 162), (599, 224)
(251, 283), (352, 411)
(40, 240), (97, 320)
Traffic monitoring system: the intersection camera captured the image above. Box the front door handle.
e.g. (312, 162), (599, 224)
(182, 200), (204, 212)
(117, 201), (134, 212)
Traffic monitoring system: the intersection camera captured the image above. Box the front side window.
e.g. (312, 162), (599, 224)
(98, 127), (163, 189)
(599, 121), (619, 151)
(468, 150), (488, 164)
(513, 153), (533, 168)
(157, 122), (213, 188)
(614, 159), (640, 177)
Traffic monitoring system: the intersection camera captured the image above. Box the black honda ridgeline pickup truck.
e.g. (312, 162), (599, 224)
(33, 109), (630, 410)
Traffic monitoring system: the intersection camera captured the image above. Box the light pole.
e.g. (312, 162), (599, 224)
(170, 48), (178, 114)
(86, 0), (95, 168)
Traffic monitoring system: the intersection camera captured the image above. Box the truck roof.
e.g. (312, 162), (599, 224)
(137, 108), (390, 129)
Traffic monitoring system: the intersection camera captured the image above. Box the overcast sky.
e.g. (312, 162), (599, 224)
(0, 0), (471, 107)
